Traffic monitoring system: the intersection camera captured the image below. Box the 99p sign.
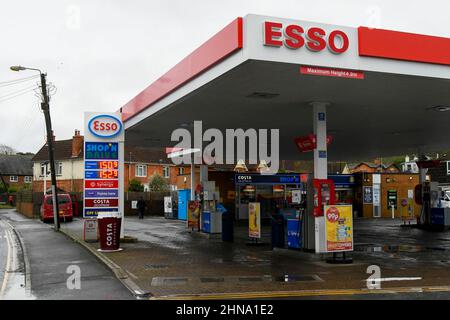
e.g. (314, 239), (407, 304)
(324, 205), (353, 253)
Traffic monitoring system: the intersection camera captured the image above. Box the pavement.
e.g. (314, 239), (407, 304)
(0, 209), (133, 300)
(58, 214), (450, 299)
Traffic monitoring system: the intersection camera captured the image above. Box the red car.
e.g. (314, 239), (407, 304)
(40, 194), (73, 223)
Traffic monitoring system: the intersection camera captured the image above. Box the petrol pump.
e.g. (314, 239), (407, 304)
(313, 179), (336, 217)
(302, 177), (336, 251)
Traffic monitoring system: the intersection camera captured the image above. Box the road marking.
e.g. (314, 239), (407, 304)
(150, 285), (450, 300)
(0, 229), (12, 299)
(370, 277), (422, 282)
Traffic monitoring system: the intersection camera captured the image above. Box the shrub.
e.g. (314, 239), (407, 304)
(128, 179), (144, 192)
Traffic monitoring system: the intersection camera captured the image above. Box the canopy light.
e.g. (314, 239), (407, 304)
(430, 106), (450, 112)
(234, 159), (248, 173)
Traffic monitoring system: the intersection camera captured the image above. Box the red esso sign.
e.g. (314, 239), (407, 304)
(326, 207), (340, 223)
(88, 115), (123, 138)
(263, 21), (349, 54)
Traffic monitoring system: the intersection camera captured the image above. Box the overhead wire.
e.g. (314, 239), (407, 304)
(0, 84), (37, 103)
(0, 74), (40, 88)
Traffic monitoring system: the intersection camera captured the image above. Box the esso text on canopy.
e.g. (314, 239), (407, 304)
(88, 114), (123, 138)
(263, 21), (350, 54)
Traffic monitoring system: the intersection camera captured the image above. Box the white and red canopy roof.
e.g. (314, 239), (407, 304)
(120, 14), (450, 160)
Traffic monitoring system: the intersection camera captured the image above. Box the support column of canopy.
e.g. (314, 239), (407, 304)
(312, 102), (329, 254)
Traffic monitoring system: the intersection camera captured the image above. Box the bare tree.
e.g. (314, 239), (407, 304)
(0, 144), (16, 155)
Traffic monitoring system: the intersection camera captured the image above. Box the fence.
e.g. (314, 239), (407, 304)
(125, 191), (170, 216)
(16, 190), (171, 218)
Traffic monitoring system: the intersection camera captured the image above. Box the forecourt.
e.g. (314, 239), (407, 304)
(118, 14), (450, 252)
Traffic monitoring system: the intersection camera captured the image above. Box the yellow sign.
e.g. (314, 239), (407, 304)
(324, 205), (353, 252)
(187, 201), (200, 229)
(248, 202), (261, 239)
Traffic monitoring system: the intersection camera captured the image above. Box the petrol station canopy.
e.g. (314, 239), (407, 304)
(120, 14), (450, 161)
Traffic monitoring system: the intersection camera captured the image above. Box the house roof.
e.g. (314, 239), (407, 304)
(32, 139), (82, 162)
(346, 162), (397, 170)
(125, 146), (172, 165)
(0, 154), (33, 175)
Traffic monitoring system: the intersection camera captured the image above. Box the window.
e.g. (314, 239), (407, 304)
(163, 166), (170, 178)
(447, 161), (450, 175)
(9, 176), (18, 183)
(178, 167), (185, 175)
(24, 176), (32, 183)
(40, 162), (61, 176)
(56, 162), (62, 176)
(40, 164), (46, 177)
(135, 164), (147, 177)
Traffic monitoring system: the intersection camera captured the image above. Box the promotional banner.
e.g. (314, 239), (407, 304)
(248, 202), (261, 239)
(187, 201), (200, 229)
(324, 205), (353, 252)
(84, 112), (124, 218)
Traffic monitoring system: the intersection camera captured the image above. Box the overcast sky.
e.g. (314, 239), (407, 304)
(0, 0), (448, 153)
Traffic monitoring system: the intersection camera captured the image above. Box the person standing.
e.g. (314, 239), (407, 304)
(137, 197), (146, 219)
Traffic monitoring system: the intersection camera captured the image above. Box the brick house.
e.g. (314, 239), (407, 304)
(32, 130), (85, 193)
(32, 130), (179, 193)
(0, 153), (34, 191)
(343, 159), (399, 174)
(124, 146), (178, 190)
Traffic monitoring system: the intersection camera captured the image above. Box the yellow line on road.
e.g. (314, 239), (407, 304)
(151, 286), (450, 300)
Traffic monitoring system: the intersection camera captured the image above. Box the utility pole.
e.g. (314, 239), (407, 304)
(10, 66), (60, 231)
(40, 73), (60, 231)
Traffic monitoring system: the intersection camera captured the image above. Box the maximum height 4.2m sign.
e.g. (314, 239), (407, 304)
(84, 113), (124, 218)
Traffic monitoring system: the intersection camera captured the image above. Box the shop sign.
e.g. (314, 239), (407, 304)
(235, 174), (301, 185)
(292, 190), (302, 204)
(85, 190), (119, 198)
(324, 205), (353, 252)
(187, 201), (200, 229)
(164, 197), (172, 213)
(84, 199), (119, 208)
(263, 21), (349, 54)
(300, 66), (365, 79)
(88, 114), (123, 139)
(248, 202), (261, 239)
(363, 186), (373, 204)
(84, 112), (123, 218)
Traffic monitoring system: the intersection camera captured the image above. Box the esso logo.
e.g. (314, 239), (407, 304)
(264, 21), (350, 54)
(326, 207), (340, 223)
(88, 115), (122, 138)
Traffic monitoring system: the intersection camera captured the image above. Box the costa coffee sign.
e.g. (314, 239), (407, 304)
(88, 114), (123, 139)
(263, 21), (349, 54)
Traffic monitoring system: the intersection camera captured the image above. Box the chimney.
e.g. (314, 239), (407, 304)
(72, 129), (83, 158)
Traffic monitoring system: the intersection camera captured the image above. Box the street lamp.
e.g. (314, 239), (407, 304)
(11, 65), (60, 231)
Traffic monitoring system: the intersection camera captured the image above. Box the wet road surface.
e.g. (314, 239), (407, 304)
(0, 209), (134, 300)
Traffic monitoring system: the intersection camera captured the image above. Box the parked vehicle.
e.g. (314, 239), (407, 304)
(40, 194), (73, 222)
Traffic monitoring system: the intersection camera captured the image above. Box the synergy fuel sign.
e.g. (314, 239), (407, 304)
(84, 112), (124, 218)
